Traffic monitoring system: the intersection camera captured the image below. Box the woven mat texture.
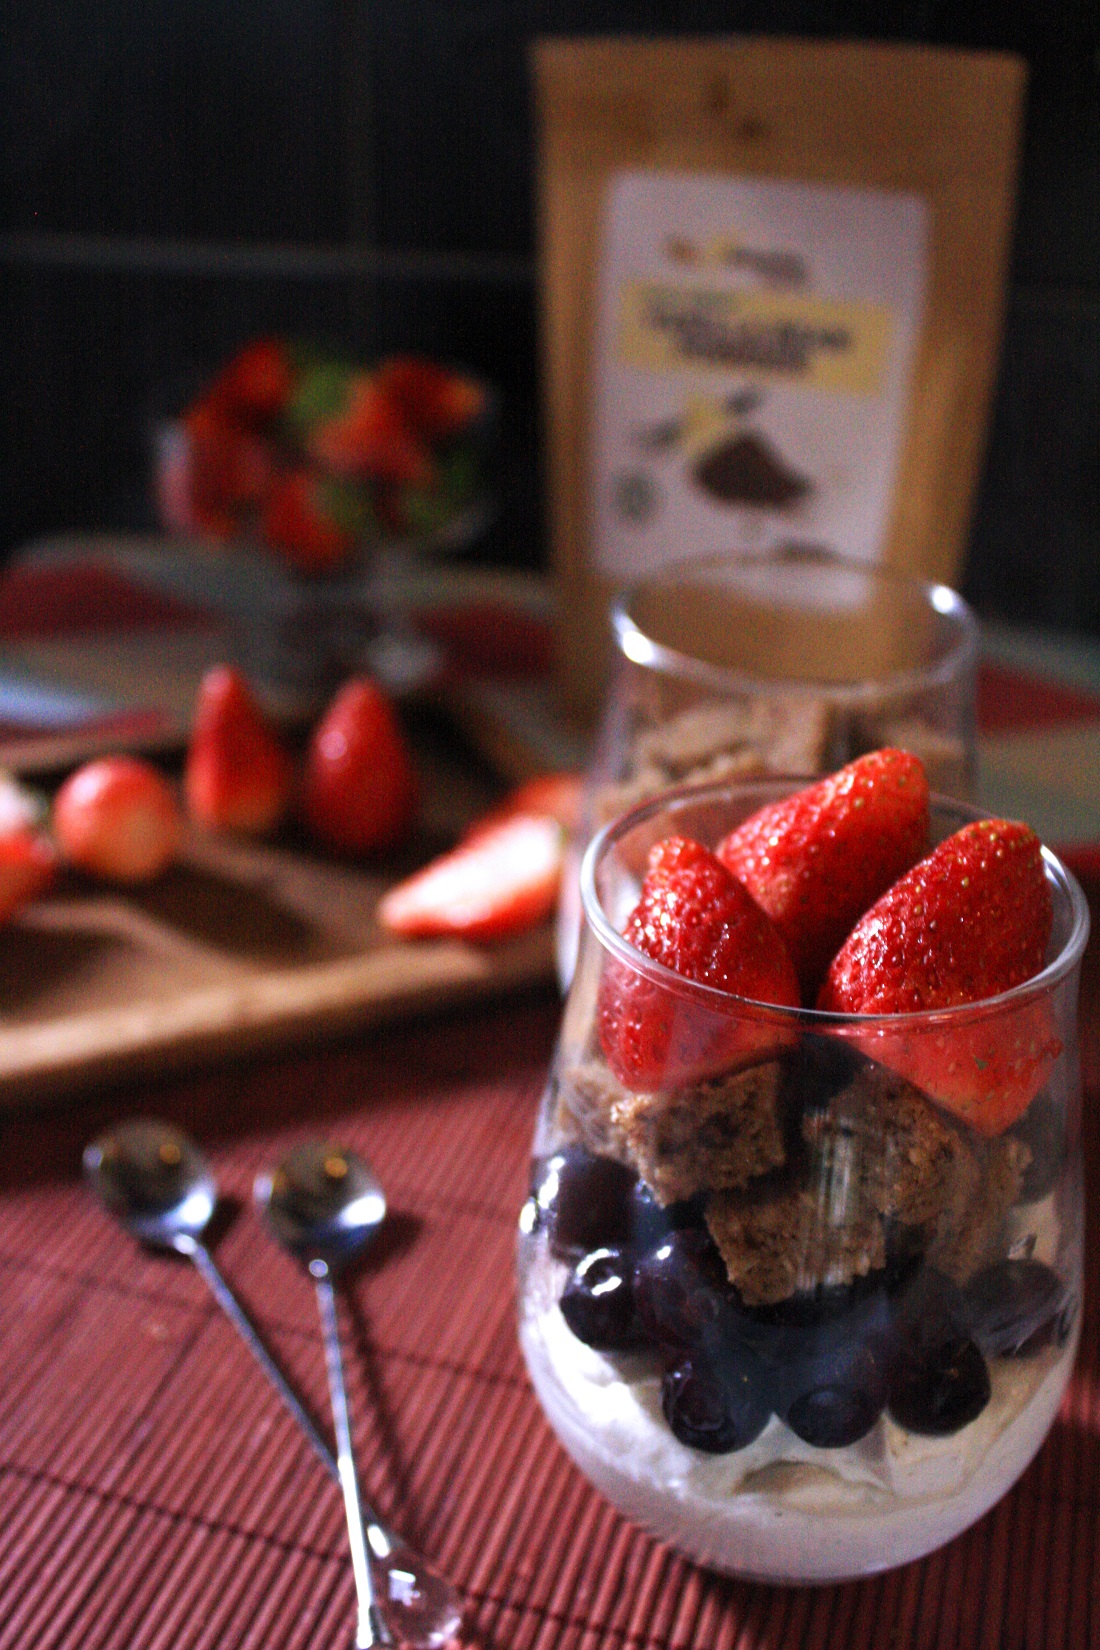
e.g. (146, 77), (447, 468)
(0, 935), (1098, 1649)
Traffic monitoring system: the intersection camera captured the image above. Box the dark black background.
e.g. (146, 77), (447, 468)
(1, 3), (1097, 634)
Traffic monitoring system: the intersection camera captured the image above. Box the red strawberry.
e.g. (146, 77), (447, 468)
(309, 373), (435, 488)
(375, 357), (485, 441)
(209, 339), (293, 427)
(818, 819), (1056, 1134)
(53, 757), (182, 884)
(377, 813), (563, 943)
(181, 398), (273, 536)
(597, 835), (800, 1090)
(185, 666), (294, 835)
(717, 748), (929, 1002)
(0, 829), (56, 922)
(261, 468), (355, 574)
(302, 678), (418, 855)
(466, 773), (583, 840)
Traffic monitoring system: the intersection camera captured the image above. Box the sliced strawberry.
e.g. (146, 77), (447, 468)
(261, 468), (356, 574)
(466, 773), (583, 840)
(0, 829), (57, 922)
(309, 373), (435, 488)
(375, 356), (485, 441)
(181, 398), (273, 536)
(377, 813), (563, 943)
(185, 666), (294, 835)
(53, 757), (182, 884)
(301, 677), (418, 855)
(818, 818), (1056, 1134)
(597, 836), (800, 1091)
(717, 748), (929, 1003)
(209, 338), (293, 427)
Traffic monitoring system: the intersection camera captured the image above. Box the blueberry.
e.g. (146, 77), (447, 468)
(560, 1246), (645, 1351)
(785, 1339), (888, 1448)
(630, 1180), (705, 1257)
(661, 1345), (771, 1454)
(782, 1035), (868, 1116)
(633, 1227), (741, 1352)
(531, 1148), (638, 1261)
(961, 1259), (1073, 1358)
(887, 1271), (990, 1435)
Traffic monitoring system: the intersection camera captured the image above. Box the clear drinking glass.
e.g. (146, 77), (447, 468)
(556, 546), (978, 986)
(521, 777), (1088, 1584)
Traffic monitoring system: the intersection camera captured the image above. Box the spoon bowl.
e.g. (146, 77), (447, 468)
(84, 1119), (216, 1252)
(256, 1143), (387, 1274)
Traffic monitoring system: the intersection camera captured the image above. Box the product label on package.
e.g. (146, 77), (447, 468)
(592, 172), (928, 580)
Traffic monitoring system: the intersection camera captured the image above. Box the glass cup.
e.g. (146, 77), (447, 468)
(556, 546), (978, 986)
(521, 777), (1088, 1584)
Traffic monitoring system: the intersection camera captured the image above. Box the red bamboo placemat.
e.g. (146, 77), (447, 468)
(1, 966), (1099, 1650)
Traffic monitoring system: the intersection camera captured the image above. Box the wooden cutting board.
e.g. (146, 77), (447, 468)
(0, 719), (558, 1108)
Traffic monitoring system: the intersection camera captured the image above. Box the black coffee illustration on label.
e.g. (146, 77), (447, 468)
(693, 431), (812, 510)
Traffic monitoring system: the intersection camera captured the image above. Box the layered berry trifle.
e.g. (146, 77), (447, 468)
(519, 752), (1088, 1582)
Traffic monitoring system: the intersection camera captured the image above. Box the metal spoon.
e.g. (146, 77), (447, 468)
(256, 1143), (463, 1650)
(86, 1122), (461, 1647)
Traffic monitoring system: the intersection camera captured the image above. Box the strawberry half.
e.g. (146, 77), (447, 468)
(597, 835), (800, 1091)
(818, 818), (1056, 1134)
(375, 356), (485, 442)
(377, 813), (563, 943)
(261, 468), (356, 574)
(53, 757), (182, 884)
(209, 338), (293, 428)
(309, 374), (435, 489)
(185, 666), (294, 835)
(717, 748), (929, 1002)
(301, 677), (418, 855)
(0, 829), (57, 923)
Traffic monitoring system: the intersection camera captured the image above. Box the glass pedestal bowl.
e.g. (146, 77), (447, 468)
(520, 777), (1088, 1584)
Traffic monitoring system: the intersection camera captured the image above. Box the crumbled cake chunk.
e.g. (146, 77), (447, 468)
(801, 1064), (973, 1228)
(556, 1062), (635, 1164)
(609, 1062), (788, 1205)
(706, 1179), (886, 1306)
(930, 1135), (1032, 1284)
(634, 696), (834, 780)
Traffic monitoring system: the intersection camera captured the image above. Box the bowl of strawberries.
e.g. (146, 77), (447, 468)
(154, 340), (495, 697)
(518, 751), (1088, 1583)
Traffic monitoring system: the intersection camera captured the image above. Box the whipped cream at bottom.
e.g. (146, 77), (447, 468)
(520, 1299), (1076, 1584)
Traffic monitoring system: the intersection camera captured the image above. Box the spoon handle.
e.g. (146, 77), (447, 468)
(189, 1241), (338, 1477)
(313, 1269), (392, 1650)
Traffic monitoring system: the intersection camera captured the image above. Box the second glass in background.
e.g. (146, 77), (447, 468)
(558, 546), (979, 986)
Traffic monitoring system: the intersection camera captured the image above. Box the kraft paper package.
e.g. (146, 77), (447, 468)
(531, 38), (1026, 716)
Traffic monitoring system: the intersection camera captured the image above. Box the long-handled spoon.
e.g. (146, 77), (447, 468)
(85, 1121), (462, 1648)
(256, 1143), (463, 1650)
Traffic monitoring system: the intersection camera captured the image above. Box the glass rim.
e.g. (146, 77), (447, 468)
(579, 774), (1091, 1028)
(610, 545), (979, 703)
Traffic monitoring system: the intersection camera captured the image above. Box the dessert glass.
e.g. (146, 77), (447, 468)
(521, 777), (1088, 1584)
(556, 547), (978, 985)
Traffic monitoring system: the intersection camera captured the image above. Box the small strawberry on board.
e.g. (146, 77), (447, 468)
(0, 830), (57, 923)
(819, 817), (1058, 1134)
(52, 757), (182, 884)
(596, 835), (800, 1090)
(301, 677), (419, 856)
(185, 666), (294, 836)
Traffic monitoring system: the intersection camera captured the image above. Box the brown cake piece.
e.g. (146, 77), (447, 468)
(800, 1062), (973, 1228)
(705, 1179), (886, 1306)
(930, 1135), (1032, 1284)
(852, 715), (969, 799)
(634, 695), (834, 780)
(609, 1061), (789, 1205)
(556, 1061), (635, 1164)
